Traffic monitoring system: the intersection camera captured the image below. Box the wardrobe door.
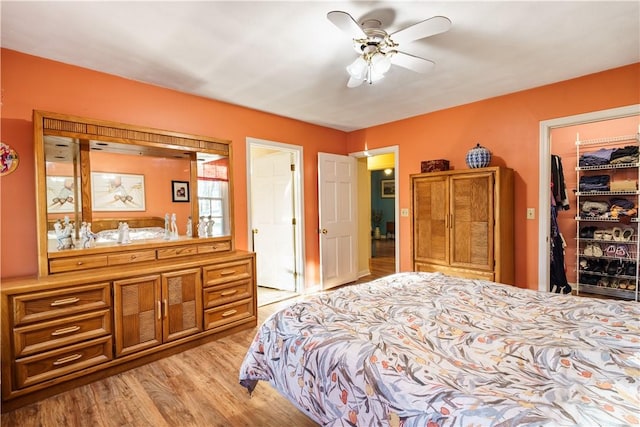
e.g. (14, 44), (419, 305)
(450, 171), (495, 271)
(413, 175), (450, 265)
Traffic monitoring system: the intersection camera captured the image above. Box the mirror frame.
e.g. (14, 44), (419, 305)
(34, 110), (234, 277)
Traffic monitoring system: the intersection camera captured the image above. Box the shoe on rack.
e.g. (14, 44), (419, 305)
(580, 226), (595, 239)
(612, 227), (623, 241)
(607, 259), (621, 275)
(625, 262), (637, 276)
(615, 245), (630, 258)
(592, 259), (608, 273)
(622, 227), (635, 241)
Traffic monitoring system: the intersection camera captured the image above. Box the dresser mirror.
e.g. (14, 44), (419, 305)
(34, 111), (233, 276)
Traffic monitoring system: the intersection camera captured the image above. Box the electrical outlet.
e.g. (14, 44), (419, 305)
(401, 208), (409, 217)
(526, 208), (535, 220)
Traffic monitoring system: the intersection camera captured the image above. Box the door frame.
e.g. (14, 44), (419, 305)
(538, 104), (639, 292)
(246, 137), (305, 293)
(349, 145), (400, 273)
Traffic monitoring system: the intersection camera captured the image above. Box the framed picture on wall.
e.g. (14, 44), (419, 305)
(46, 176), (77, 213)
(381, 179), (395, 198)
(91, 172), (146, 211)
(172, 180), (190, 202)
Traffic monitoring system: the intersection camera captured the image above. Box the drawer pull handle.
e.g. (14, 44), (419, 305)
(51, 326), (81, 336)
(220, 270), (236, 276)
(157, 301), (162, 320)
(221, 309), (237, 317)
(53, 353), (82, 366)
(76, 261), (84, 266)
(163, 299), (168, 318)
(221, 289), (238, 296)
(130, 255), (137, 260)
(50, 297), (80, 307)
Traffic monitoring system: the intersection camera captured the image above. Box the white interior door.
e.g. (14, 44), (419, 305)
(318, 152), (358, 289)
(252, 151), (296, 291)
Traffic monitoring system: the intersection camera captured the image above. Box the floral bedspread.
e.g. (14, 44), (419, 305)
(239, 272), (640, 426)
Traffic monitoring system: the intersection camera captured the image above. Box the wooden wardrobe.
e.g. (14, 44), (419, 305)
(411, 166), (514, 284)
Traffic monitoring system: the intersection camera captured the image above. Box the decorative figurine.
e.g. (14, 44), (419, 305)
(164, 213), (171, 240)
(197, 216), (206, 238)
(119, 222), (130, 244)
(55, 217), (75, 250)
(186, 216), (193, 237)
(86, 222), (97, 248)
(80, 221), (89, 248)
(170, 213), (178, 240)
(207, 215), (214, 237)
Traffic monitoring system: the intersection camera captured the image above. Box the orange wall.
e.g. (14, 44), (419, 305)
(346, 63), (639, 289)
(1, 49), (348, 282)
(2, 48), (638, 290)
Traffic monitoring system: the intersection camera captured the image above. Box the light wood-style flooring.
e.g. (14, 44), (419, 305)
(1, 243), (395, 427)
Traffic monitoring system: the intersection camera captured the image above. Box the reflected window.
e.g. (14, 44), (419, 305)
(198, 154), (230, 236)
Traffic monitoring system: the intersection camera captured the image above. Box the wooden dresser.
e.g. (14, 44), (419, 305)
(411, 166), (514, 284)
(2, 111), (257, 412)
(1, 247), (256, 412)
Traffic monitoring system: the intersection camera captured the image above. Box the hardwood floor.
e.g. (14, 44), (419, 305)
(1, 243), (396, 427)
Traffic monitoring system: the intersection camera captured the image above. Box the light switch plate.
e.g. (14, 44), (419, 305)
(401, 208), (409, 217)
(526, 208), (535, 219)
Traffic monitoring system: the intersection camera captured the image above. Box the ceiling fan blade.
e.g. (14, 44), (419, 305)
(390, 16), (452, 45)
(327, 11), (367, 38)
(391, 51), (435, 74)
(347, 76), (365, 88)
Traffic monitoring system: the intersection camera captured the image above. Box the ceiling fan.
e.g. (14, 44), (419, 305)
(327, 10), (452, 88)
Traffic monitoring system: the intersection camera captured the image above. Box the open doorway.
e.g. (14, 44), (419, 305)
(369, 156), (397, 279)
(350, 146), (400, 278)
(538, 105), (639, 293)
(247, 138), (305, 306)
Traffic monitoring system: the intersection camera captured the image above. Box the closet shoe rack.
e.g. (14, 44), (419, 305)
(575, 132), (640, 301)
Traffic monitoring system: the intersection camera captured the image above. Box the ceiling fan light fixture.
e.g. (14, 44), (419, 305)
(370, 52), (392, 75)
(346, 56), (368, 80)
(328, 10), (452, 88)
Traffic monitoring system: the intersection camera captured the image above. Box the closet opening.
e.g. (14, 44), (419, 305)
(539, 105), (640, 297)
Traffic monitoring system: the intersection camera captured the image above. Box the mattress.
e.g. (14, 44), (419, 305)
(239, 272), (640, 426)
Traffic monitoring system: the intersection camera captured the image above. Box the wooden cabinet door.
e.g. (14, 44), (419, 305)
(113, 275), (162, 357)
(450, 171), (494, 271)
(413, 175), (449, 265)
(161, 269), (203, 342)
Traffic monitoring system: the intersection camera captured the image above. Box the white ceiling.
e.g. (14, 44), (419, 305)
(2, 1), (639, 132)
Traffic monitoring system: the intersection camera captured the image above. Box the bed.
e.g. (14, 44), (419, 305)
(239, 272), (640, 426)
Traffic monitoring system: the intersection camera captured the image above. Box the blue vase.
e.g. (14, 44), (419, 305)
(466, 143), (491, 168)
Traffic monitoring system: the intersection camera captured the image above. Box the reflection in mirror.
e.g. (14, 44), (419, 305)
(44, 136), (81, 239)
(42, 136), (231, 247)
(197, 152), (230, 237)
(35, 111), (234, 277)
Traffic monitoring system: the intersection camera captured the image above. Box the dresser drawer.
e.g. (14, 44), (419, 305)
(197, 240), (232, 254)
(14, 336), (113, 389)
(13, 309), (111, 357)
(203, 279), (253, 309)
(49, 255), (108, 273)
(12, 283), (111, 326)
(203, 298), (254, 330)
(203, 259), (252, 287)
(108, 250), (156, 266)
(156, 245), (198, 259)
